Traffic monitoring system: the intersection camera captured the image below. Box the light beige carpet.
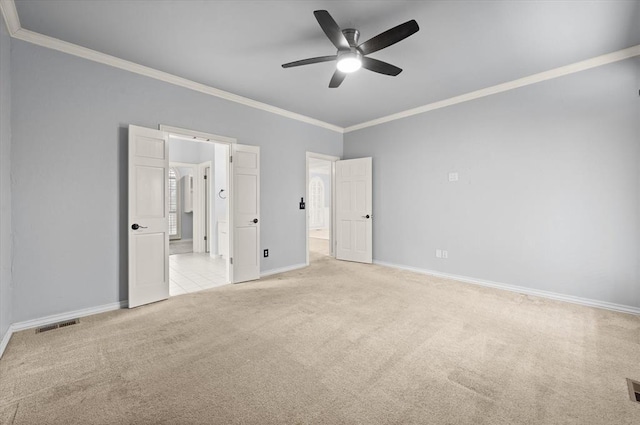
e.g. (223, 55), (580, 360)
(309, 236), (330, 257)
(1, 253), (639, 424)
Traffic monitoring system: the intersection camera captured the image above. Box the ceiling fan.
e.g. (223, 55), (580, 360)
(282, 10), (419, 88)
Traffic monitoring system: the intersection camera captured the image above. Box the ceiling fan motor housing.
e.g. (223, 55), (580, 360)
(342, 28), (360, 48)
(281, 10), (419, 87)
(337, 28), (363, 72)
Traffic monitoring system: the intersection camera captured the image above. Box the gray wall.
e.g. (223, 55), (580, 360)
(344, 58), (640, 309)
(0, 17), (12, 341)
(169, 137), (215, 164)
(11, 39), (342, 323)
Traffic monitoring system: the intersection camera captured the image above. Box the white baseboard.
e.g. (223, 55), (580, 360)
(0, 325), (14, 359)
(11, 301), (127, 333)
(373, 260), (640, 316)
(1, 300), (127, 358)
(261, 263), (307, 277)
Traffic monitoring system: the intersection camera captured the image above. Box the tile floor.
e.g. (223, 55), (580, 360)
(169, 239), (193, 255)
(169, 253), (228, 296)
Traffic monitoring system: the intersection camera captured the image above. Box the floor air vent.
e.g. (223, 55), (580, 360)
(35, 319), (79, 334)
(628, 378), (640, 403)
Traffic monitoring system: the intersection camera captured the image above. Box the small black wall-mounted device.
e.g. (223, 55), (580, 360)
(299, 197), (305, 209)
(264, 249), (269, 258)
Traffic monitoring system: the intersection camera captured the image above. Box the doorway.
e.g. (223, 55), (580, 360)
(167, 136), (229, 296)
(128, 124), (261, 308)
(306, 152), (339, 264)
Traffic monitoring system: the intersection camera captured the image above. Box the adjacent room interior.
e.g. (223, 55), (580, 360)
(167, 136), (230, 296)
(307, 156), (333, 260)
(0, 1), (638, 424)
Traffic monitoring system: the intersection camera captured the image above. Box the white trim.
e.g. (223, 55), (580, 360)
(1, 0), (638, 134)
(8, 27), (342, 134)
(194, 161), (213, 254)
(306, 152), (340, 266)
(0, 300), (127, 359)
(0, 325), (14, 359)
(11, 301), (127, 332)
(0, 0), (20, 35)
(373, 260), (640, 316)
(345, 44), (640, 133)
(260, 263), (307, 277)
(161, 125), (238, 145)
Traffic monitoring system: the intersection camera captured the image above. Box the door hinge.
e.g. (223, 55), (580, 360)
(230, 155), (233, 163)
(204, 236), (207, 240)
(230, 257), (233, 265)
(204, 175), (207, 179)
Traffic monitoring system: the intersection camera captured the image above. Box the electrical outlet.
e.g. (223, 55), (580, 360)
(442, 250), (448, 259)
(448, 172), (459, 182)
(435, 249), (442, 258)
(263, 249), (269, 258)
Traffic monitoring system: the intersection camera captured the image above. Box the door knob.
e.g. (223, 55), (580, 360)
(362, 215), (370, 219)
(131, 223), (148, 230)
(252, 218), (259, 224)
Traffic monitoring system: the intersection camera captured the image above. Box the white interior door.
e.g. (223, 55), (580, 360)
(335, 157), (372, 263)
(128, 125), (170, 308)
(232, 144), (260, 283)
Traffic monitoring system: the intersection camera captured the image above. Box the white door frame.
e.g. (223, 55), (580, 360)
(160, 125), (235, 283)
(197, 161), (213, 254)
(306, 152), (340, 265)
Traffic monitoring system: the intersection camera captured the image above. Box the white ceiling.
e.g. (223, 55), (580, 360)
(12, 0), (640, 128)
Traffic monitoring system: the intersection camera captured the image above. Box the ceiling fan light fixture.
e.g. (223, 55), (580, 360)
(336, 51), (362, 73)
(282, 11), (419, 87)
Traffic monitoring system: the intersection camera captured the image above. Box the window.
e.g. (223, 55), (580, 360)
(169, 167), (181, 239)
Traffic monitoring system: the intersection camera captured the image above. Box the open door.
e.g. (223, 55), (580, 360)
(232, 144), (260, 283)
(128, 125), (170, 308)
(335, 157), (372, 264)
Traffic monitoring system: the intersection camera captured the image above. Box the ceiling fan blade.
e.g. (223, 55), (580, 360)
(329, 70), (347, 88)
(361, 57), (402, 76)
(282, 55), (337, 68)
(314, 10), (350, 50)
(358, 20), (419, 55)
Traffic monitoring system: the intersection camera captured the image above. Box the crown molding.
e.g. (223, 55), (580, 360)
(2, 0), (638, 136)
(345, 44), (640, 133)
(1, 0), (343, 134)
(0, 0), (20, 35)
